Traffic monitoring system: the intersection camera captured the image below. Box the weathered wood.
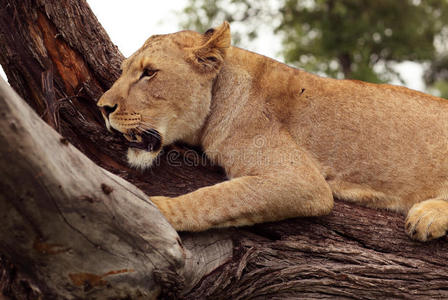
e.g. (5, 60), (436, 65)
(1, 0), (448, 299)
(0, 77), (185, 298)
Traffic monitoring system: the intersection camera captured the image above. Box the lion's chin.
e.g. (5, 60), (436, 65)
(127, 148), (161, 170)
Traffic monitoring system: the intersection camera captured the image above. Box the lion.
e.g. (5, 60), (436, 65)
(97, 22), (448, 241)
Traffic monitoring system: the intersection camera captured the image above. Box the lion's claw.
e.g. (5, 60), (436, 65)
(405, 199), (448, 241)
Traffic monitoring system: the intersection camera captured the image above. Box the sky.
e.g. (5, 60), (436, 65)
(0, 1), (425, 91)
(87, 1), (189, 57)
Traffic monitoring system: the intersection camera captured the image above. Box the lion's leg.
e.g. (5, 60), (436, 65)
(329, 180), (448, 241)
(151, 169), (333, 232)
(328, 180), (403, 211)
(405, 198), (448, 241)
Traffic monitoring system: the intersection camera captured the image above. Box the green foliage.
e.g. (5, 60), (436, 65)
(430, 81), (448, 99)
(180, 0), (275, 46)
(279, 0), (448, 82)
(180, 0), (448, 86)
(425, 54), (448, 97)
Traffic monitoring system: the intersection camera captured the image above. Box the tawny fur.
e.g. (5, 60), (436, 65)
(98, 22), (448, 242)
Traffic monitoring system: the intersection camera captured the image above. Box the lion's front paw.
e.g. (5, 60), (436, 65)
(405, 199), (448, 241)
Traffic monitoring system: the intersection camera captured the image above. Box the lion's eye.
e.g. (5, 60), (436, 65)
(140, 68), (158, 80)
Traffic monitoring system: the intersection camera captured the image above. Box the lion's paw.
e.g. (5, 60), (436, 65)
(405, 199), (448, 241)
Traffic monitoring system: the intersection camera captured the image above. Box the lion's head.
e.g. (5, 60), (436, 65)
(97, 22), (231, 169)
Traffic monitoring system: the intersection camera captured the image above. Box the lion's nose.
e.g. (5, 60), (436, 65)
(100, 104), (118, 118)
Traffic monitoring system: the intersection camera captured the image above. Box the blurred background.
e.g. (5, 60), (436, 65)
(2, 0), (448, 98)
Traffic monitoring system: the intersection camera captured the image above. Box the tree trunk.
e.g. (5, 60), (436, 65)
(338, 53), (352, 79)
(0, 0), (447, 299)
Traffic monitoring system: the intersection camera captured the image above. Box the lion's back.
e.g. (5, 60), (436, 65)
(286, 74), (448, 202)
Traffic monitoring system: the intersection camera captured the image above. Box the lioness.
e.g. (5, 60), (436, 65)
(98, 22), (448, 241)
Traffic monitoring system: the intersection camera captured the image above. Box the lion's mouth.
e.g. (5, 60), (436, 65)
(123, 129), (162, 152)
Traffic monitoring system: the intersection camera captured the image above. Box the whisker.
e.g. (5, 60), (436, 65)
(138, 123), (160, 135)
(144, 130), (161, 139)
(138, 121), (158, 130)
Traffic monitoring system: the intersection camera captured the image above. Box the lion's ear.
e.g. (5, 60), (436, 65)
(189, 21), (231, 73)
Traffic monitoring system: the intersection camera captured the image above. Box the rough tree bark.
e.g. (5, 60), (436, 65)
(0, 0), (447, 299)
